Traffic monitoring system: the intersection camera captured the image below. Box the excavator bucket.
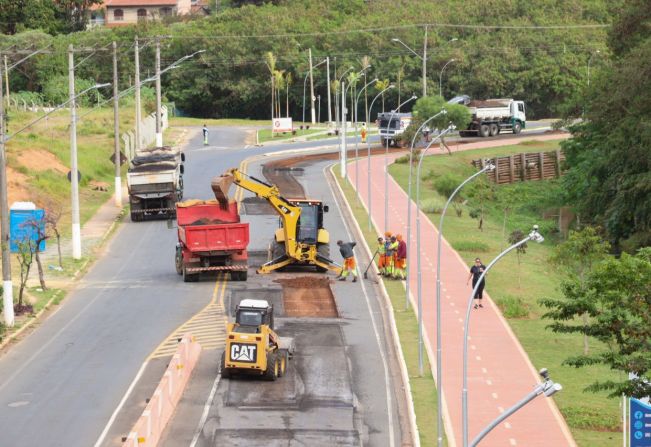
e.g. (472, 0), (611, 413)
(211, 173), (234, 209)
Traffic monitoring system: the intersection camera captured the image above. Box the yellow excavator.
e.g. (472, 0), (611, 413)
(211, 168), (342, 274)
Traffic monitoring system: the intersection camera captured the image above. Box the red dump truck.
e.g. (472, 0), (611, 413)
(175, 200), (249, 282)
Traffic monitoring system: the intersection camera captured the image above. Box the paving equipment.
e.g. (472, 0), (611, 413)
(220, 299), (294, 380)
(175, 199), (249, 282)
(211, 168), (342, 274)
(127, 146), (185, 221)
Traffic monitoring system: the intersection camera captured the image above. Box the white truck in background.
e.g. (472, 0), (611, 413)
(450, 96), (527, 137)
(377, 112), (412, 146)
(127, 146), (185, 222)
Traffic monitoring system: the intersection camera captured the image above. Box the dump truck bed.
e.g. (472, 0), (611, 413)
(177, 200), (249, 254)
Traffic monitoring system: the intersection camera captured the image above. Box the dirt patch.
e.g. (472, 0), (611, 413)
(274, 276), (338, 318)
(7, 167), (31, 205)
(17, 149), (67, 174)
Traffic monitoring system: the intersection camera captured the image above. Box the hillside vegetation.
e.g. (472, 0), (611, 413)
(1, 0), (614, 121)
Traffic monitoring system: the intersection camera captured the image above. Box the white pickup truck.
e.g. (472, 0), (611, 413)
(127, 146), (185, 221)
(451, 97), (526, 137)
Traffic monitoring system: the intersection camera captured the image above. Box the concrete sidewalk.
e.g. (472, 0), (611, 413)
(348, 133), (576, 447)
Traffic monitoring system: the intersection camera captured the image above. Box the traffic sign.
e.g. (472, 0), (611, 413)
(630, 398), (651, 446)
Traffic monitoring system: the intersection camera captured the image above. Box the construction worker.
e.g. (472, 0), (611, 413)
(388, 235), (399, 279)
(337, 240), (358, 282)
(361, 123), (367, 143)
(382, 231), (393, 276)
(202, 124), (209, 145)
(395, 234), (407, 280)
(376, 236), (387, 275)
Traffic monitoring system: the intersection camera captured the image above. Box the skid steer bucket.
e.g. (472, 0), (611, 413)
(211, 174), (235, 209)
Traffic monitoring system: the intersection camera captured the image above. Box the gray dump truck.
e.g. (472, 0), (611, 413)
(127, 146), (185, 221)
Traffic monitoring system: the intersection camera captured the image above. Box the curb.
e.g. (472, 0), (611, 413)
(328, 165), (421, 447)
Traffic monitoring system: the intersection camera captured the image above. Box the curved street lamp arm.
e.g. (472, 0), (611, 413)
(392, 38), (423, 60)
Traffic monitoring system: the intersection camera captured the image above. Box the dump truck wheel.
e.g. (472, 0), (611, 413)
(183, 267), (198, 282)
(220, 351), (231, 379)
(489, 123), (499, 137)
(175, 249), (183, 275)
(479, 123), (491, 138)
(264, 353), (278, 381)
(513, 121), (522, 134)
(238, 270), (248, 281)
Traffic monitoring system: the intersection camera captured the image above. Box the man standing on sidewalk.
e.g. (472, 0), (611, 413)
(202, 124), (209, 145)
(337, 240), (358, 282)
(467, 257), (486, 308)
(376, 236), (387, 275)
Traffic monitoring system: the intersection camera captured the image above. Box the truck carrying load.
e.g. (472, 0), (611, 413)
(175, 199), (249, 282)
(458, 98), (526, 137)
(378, 112), (412, 147)
(128, 146), (185, 221)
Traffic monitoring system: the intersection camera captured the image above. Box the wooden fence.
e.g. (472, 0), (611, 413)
(472, 150), (565, 185)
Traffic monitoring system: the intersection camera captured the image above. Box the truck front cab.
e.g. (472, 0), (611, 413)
(511, 100), (526, 134)
(378, 112), (412, 146)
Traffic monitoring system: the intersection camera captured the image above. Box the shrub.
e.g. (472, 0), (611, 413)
(42, 75), (99, 107)
(433, 173), (464, 198)
(496, 295), (529, 318)
(420, 196), (445, 214)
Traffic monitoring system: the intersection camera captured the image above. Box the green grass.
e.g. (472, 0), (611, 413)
(388, 139), (622, 446)
(168, 116), (270, 127)
(336, 170), (445, 446)
(257, 127), (323, 143)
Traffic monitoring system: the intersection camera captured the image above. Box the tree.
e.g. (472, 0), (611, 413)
(549, 226), (610, 354)
(360, 56), (371, 123)
(284, 71), (292, 118)
(16, 238), (35, 314)
(264, 52), (276, 119)
(23, 214), (50, 291)
(508, 229), (529, 288)
(374, 79), (390, 113)
(541, 248), (651, 398)
(560, 0), (651, 251)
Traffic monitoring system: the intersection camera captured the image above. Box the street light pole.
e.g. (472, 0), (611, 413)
(587, 49), (601, 88)
(461, 226), (545, 447)
(155, 37), (162, 147)
(309, 48), (315, 124)
(422, 25), (428, 97)
(0, 60), (13, 326)
(434, 159), (494, 447)
(326, 57), (332, 124)
(439, 58), (456, 99)
(69, 44), (81, 260)
(112, 41), (121, 208)
(134, 36), (142, 153)
(366, 84), (394, 232)
(415, 125), (455, 378)
(336, 67), (353, 131)
(354, 77), (378, 201)
(470, 368), (562, 447)
(383, 95), (417, 233)
(341, 67), (370, 179)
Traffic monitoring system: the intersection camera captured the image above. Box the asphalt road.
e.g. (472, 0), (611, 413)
(0, 123), (552, 446)
(159, 154), (408, 446)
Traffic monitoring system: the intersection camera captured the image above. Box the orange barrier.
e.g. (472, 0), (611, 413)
(122, 333), (202, 447)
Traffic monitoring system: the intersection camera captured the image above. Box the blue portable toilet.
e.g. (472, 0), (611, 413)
(10, 202), (46, 253)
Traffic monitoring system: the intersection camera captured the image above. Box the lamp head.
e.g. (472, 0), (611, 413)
(529, 225), (545, 243)
(391, 38), (399, 42)
(449, 38), (459, 42)
(544, 382), (563, 397)
(388, 84), (396, 89)
(485, 160), (496, 171)
(411, 95), (418, 99)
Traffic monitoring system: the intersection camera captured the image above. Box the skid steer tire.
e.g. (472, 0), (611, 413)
(278, 350), (288, 377)
(264, 353), (278, 381)
(220, 351), (231, 379)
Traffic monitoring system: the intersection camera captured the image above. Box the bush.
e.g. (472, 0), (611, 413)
(433, 173), (464, 198)
(42, 75), (100, 107)
(495, 295), (529, 319)
(11, 90), (44, 106)
(420, 196), (445, 214)
(452, 240), (490, 252)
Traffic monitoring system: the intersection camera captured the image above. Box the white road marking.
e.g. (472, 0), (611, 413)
(492, 393), (498, 399)
(476, 356), (481, 361)
(481, 368), (488, 374)
(498, 406), (505, 413)
(93, 361), (149, 447)
(189, 373), (222, 447)
(486, 379), (492, 386)
(505, 422), (512, 429)
(470, 345), (476, 350)
(510, 438), (517, 445)
(327, 164), (396, 447)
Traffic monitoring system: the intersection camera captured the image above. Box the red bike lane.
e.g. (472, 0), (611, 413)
(348, 134), (576, 447)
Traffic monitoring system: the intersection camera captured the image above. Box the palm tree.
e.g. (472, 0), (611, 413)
(285, 72), (293, 118)
(274, 69), (284, 118)
(264, 52), (276, 119)
(360, 56), (371, 123)
(347, 71), (361, 124)
(375, 79), (390, 113)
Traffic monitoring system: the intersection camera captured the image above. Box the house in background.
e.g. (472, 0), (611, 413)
(103, 0), (192, 27)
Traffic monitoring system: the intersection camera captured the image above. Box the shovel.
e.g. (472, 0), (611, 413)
(363, 250), (379, 279)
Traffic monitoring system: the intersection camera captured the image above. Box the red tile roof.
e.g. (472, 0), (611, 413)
(104, 0), (177, 6)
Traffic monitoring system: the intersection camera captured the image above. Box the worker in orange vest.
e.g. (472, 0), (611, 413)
(360, 123), (367, 143)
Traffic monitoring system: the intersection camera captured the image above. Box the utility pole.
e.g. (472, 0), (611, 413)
(3, 56), (8, 105)
(309, 48), (315, 124)
(134, 36), (142, 153)
(155, 37), (162, 147)
(422, 25), (428, 97)
(69, 44), (81, 260)
(0, 61), (14, 327)
(112, 41), (121, 208)
(326, 56), (331, 124)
